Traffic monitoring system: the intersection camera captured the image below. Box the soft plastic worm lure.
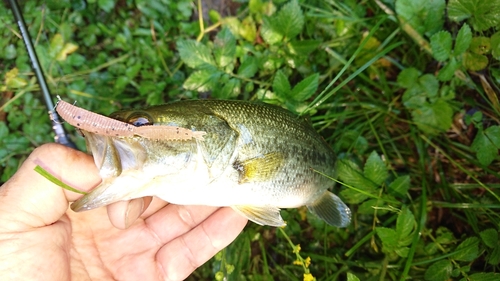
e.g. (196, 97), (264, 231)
(55, 97), (206, 141)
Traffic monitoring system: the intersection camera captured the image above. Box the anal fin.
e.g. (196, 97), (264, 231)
(307, 191), (351, 227)
(231, 205), (286, 227)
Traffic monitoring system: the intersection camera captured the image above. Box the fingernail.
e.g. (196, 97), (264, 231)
(125, 198), (144, 229)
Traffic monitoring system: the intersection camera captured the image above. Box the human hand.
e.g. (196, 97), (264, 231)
(0, 143), (247, 281)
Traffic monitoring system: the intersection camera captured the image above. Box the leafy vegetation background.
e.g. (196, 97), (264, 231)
(1, 0), (500, 280)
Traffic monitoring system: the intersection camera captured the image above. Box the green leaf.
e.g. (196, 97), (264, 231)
(347, 272), (360, 281)
(480, 228), (499, 248)
(402, 87), (427, 109)
(209, 10), (221, 24)
(396, 0), (445, 36)
(6, 77), (28, 89)
(471, 132), (497, 166)
(418, 74), (439, 97)
(261, 17), (283, 45)
(492, 31), (500, 60)
(454, 23), (472, 56)
(447, 0), (500, 31)
(424, 259), (452, 281)
(240, 16), (257, 42)
(4, 44), (17, 60)
(243, 82), (255, 94)
(333, 131), (368, 154)
(273, 0), (304, 39)
(338, 159), (377, 190)
(183, 70), (220, 92)
(466, 111), (483, 126)
(125, 63), (142, 79)
(482, 125), (500, 147)
(237, 56), (258, 78)
(396, 207), (415, 243)
(338, 159), (378, 204)
(463, 52), (488, 71)
(471, 126), (500, 166)
(177, 39), (215, 69)
(488, 246), (500, 265)
(437, 58), (460, 81)
(364, 151), (388, 186)
(114, 76), (130, 92)
(395, 247), (410, 257)
(287, 40), (321, 56)
(249, 0), (265, 14)
(273, 70), (291, 97)
(412, 99), (453, 135)
(358, 198), (387, 215)
(49, 34), (65, 59)
(466, 272), (500, 281)
(222, 17), (242, 39)
(339, 187), (371, 205)
(388, 175), (410, 197)
(470, 36), (491, 55)
(376, 227), (398, 248)
(217, 78), (241, 99)
(440, 85), (456, 100)
(214, 28), (236, 68)
(398, 67), (420, 88)
(436, 227), (455, 244)
(0, 122), (8, 139)
(430, 31), (453, 62)
(452, 237), (479, 261)
(34, 165), (88, 195)
(289, 73), (319, 102)
(98, 0), (115, 12)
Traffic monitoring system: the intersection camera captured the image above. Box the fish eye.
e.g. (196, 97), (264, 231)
(127, 112), (153, 127)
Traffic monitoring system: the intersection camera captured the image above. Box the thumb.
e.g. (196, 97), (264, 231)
(0, 143), (101, 231)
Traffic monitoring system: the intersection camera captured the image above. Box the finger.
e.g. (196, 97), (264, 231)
(156, 208), (247, 281)
(144, 205), (220, 243)
(0, 143), (101, 231)
(106, 197), (152, 229)
(140, 197), (169, 219)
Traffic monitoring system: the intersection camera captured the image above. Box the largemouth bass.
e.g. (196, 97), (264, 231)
(65, 99), (351, 227)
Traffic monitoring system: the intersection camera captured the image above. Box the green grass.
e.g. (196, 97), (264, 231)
(1, 0), (500, 280)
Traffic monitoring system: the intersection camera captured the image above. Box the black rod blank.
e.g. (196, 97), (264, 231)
(8, 0), (76, 149)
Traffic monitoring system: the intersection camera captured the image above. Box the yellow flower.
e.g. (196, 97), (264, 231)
(298, 206), (308, 221)
(303, 273), (316, 281)
(293, 244), (301, 253)
(293, 260), (303, 266)
(304, 256), (311, 268)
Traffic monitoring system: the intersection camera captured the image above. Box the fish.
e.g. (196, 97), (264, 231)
(62, 99), (351, 227)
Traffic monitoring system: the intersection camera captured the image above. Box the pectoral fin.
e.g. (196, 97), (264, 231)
(231, 205), (286, 227)
(307, 191), (351, 227)
(234, 152), (284, 183)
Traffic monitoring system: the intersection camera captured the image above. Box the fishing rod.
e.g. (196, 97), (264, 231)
(8, 0), (77, 149)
